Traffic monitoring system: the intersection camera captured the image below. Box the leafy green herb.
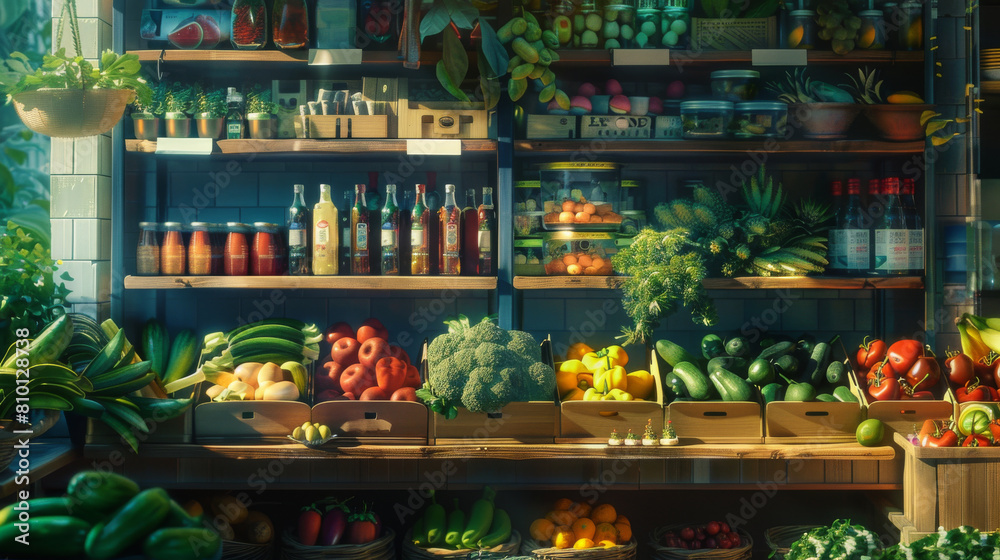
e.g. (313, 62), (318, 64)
(193, 85), (227, 118)
(131, 79), (167, 117)
(878, 526), (1000, 560)
(416, 384), (458, 419)
(163, 82), (194, 115)
(245, 84), (274, 115)
(784, 520), (881, 560)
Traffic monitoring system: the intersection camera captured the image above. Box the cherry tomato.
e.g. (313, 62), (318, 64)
(945, 352), (976, 386)
(679, 527), (695, 541)
(887, 339), (923, 375)
(706, 521), (720, 536)
(857, 337), (887, 371)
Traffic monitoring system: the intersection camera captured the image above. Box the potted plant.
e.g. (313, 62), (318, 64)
(842, 67), (934, 142)
(246, 84), (276, 139)
(193, 85), (227, 139)
(0, 0), (152, 138)
(767, 68), (861, 139)
(130, 80), (167, 141)
(163, 82), (195, 138)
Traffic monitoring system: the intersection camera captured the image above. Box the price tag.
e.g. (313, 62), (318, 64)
(406, 139), (461, 156)
(751, 49), (808, 66)
(155, 137), (213, 155)
(308, 49), (363, 65)
(612, 49), (670, 66)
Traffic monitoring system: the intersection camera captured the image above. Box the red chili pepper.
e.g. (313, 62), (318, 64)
(945, 351), (976, 386)
(989, 419), (1000, 442)
(868, 370), (901, 400)
(962, 434), (992, 447)
(887, 339), (924, 375)
(857, 336), (887, 371)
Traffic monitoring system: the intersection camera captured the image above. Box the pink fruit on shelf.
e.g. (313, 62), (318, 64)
(648, 96), (664, 115)
(570, 96), (593, 114)
(666, 80), (685, 99)
(168, 20), (204, 49)
(195, 15), (221, 48)
(577, 82), (598, 97)
(609, 94), (630, 114)
(605, 79), (624, 96)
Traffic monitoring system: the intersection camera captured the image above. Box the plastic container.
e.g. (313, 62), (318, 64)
(857, 9), (886, 50)
(710, 70), (760, 102)
(620, 179), (643, 211)
(660, 0), (691, 49)
(542, 231), (616, 275)
(515, 180), (544, 238)
(787, 9), (816, 49)
(539, 162), (622, 231)
(732, 101), (788, 138)
(602, 3), (637, 49)
(514, 238), (546, 275)
(681, 100), (734, 138)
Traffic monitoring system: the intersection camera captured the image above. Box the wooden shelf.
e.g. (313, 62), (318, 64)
(84, 441), (895, 461)
(552, 49), (924, 66)
(513, 276), (925, 290)
(514, 139), (927, 156)
(128, 49), (440, 65)
(123, 275), (497, 291)
(125, 138), (497, 155)
(0, 440), (76, 498)
(982, 81), (1000, 95)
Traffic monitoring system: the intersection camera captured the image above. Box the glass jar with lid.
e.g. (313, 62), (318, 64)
(546, 0), (574, 48)
(635, 7), (661, 48)
(603, 2), (637, 49)
(514, 238), (545, 275)
(576, 2), (602, 48)
(539, 162), (622, 231)
(787, 9), (816, 49)
(188, 222), (214, 276)
(252, 222), (284, 276)
(856, 10), (886, 49)
(224, 222), (251, 276)
(136, 222), (160, 276)
(896, 2), (922, 50)
(619, 179), (644, 211)
(660, 0), (690, 49)
(161, 222), (186, 276)
(209, 223), (226, 275)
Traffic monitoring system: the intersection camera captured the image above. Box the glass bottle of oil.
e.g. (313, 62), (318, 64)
(439, 184), (461, 275)
(351, 184), (370, 274)
(411, 184), (430, 275)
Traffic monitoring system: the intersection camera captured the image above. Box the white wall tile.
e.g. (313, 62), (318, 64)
(74, 135), (111, 176)
(61, 260), (97, 304)
(73, 219), (102, 260)
(51, 175), (95, 218)
(50, 138), (74, 175)
(100, 219), (112, 261)
(97, 176), (111, 219)
(50, 219), (74, 261)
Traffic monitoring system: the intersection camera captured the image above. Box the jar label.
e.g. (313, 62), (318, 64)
(382, 229), (396, 248)
(411, 229), (424, 248)
(315, 221), (329, 245)
(356, 223), (368, 250)
(288, 228), (306, 247)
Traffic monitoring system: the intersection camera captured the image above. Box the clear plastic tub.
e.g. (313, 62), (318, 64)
(681, 100), (734, 138)
(539, 162), (622, 231)
(514, 238), (546, 275)
(515, 180), (544, 237)
(542, 231), (616, 275)
(710, 70), (760, 102)
(732, 101), (789, 138)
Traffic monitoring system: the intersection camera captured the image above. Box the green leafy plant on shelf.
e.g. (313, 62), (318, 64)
(245, 84), (275, 116)
(193, 84), (226, 119)
(163, 82), (194, 116)
(131, 79), (168, 117)
(612, 166), (832, 344)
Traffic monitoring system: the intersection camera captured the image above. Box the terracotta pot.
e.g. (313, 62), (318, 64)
(864, 104), (934, 141)
(787, 103), (862, 139)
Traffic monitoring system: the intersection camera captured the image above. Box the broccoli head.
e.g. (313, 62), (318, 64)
(526, 362), (556, 401)
(461, 367), (503, 412)
(506, 330), (542, 363)
(429, 347), (476, 402)
(427, 331), (460, 369)
(467, 320), (510, 345)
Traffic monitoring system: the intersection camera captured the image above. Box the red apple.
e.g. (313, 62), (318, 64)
(340, 364), (376, 396)
(324, 321), (355, 344)
(361, 317), (389, 340)
(360, 386), (389, 400)
(330, 337), (361, 365)
(317, 389), (347, 402)
(390, 387), (418, 401)
(358, 337), (391, 369)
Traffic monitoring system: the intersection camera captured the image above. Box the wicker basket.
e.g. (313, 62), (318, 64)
(763, 526), (820, 560)
(12, 88), (134, 138)
(402, 530), (522, 560)
(522, 538), (637, 560)
(691, 17), (778, 51)
(222, 538), (273, 560)
(648, 526), (752, 560)
(281, 527), (396, 560)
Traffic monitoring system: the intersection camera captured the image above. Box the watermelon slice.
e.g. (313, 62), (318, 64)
(195, 15), (221, 49)
(168, 20), (204, 49)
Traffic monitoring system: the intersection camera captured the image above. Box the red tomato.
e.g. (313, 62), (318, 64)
(298, 507), (322, 546)
(867, 358), (896, 381)
(330, 337), (361, 366)
(887, 339), (924, 375)
(955, 379), (996, 402)
(706, 521), (720, 536)
(340, 364), (376, 396)
(868, 372), (900, 400)
(679, 527), (694, 541)
(945, 352), (976, 386)
(919, 420), (958, 447)
(316, 389), (348, 402)
(718, 537), (732, 549)
(857, 337), (887, 371)
(358, 337), (391, 369)
(727, 532), (741, 547)
(324, 322), (355, 345)
(904, 356), (941, 392)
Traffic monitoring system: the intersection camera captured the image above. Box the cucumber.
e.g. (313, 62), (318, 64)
(800, 339), (834, 387)
(747, 358), (775, 385)
(815, 393), (837, 402)
(774, 354), (800, 376)
(833, 385), (859, 403)
(784, 381), (817, 402)
(671, 362), (710, 400)
(707, 356), (748, 377)
(2, 314), (73, 369)
(662, 372), (687, 400)
(760, 383), (785, 403)
(710, 367), (754, 402)
(142, 319), (169, 381)
(163, 329), (199, 385)
(656, 339), (701, 368)
(826, 360), (847, 385)
(701, 334), (726, 360)
(725, 337), (749, 357)
(757, 340), (797, 362)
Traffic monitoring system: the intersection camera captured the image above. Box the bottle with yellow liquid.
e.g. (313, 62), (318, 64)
(312, 183), (338, 275)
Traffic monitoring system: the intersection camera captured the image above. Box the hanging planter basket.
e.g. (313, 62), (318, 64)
(12, 88), (134, 138)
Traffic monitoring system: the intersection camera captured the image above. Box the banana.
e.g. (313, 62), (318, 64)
(972, 326), (1000, 355)
(958, 320), (991, 362)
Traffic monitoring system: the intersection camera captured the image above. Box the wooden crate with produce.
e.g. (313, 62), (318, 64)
(523, 497), (637, 558)
(398, 79), (489, 139)
(420, 316), (558, 444)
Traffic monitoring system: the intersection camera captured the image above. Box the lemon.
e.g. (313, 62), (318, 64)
(304, 425), (319, 442)
(788, 26), (804, 48)
(292, 427), (304, 440)
(318, 425), (332, 440)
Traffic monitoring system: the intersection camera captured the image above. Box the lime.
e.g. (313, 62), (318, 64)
(856, 418), (885, 447)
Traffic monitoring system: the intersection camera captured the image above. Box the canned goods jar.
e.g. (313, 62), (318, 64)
(681, 100), (734, 138)
(857, 10), (886, 49)
(787, 9), (816, 49)
(635, 8), (661, 48)
(661, 0), (690, 49)
(602, 3), (637, 49)
(187, 222), (214, 275)
(514, 238), (546, 275)
(209, 223), (226, 275)
(542, 231), (616, 275)
(710, 70), (760, 102)
(539, 162), (622, 231)
(251, 222), (285, 275)
(896, 2), (922, 50)
(732, 101), (788, 138)
(620, 179), (643, 211)
(574, 2), (602, 48)
(136, 222), (160, 276)
(224, 222), (251, 276)
(160, 222), (186, 275)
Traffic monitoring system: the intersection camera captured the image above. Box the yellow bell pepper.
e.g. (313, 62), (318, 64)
(556, 369), (579, 397)
(559, 359), (591, 375)
(583, 388), (603, 401)
(594, 365), (628, 393)
(581, 345), (630, 371)
(602, 388), (633, 401)
(566, 342), (594, 362)
(625, 370), (655, 401)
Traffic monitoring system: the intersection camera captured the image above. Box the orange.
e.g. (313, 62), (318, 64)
(530, 518), (556, 541)
(562, 200), (576, 212)
(614, 522), (632, 542)
(598, 540), (617, 548)
(574, 202), (585, 213)
(553, 498), (574, 511)
(573, 538), (595, 549)
(559, 211), (575, 223)
(590, 214), (604, 223)
(614, 515), (631, 526)
(566, 264), (583, 275)
(577, 254), (593, 268)
(590, 257), (605, 270)
(787, 25), (804, 48)
(549, 260), (567, 274)
(575, 212), (590, 223)
(562, 254), (578, 266)
(593, 522), (618, 544)
(552, 526), (575, 549)
(591, 504), (617, 524)
(569, 502), (592, 518)
(546, 509), (576, 527)
(584, 203), (597, 215)
(571, 517), (596, 541)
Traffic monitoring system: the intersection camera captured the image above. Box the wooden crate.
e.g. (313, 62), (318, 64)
(579, 115), (653, 139)
(659, 354), (763, 444)
(398, 79), (488, 139)
(557, 350), (664, 443)
(294, 115), (389, 139)
(895, 431), (1000, 534)
(424, 339), (559, 444)
(526, 114), (578, 139)
(194, 401), (311, 443)
(311, 400), (428, 445)
(852, 370), (955, 435)
(85, 407), (193, 444)
(691, 17), (778, 51)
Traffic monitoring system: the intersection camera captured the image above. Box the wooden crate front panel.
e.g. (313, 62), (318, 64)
(936, 459), (1000, 532)
(296, 115), (389, 139)
(311, 400), (428, 444)
(401, 108), (489, 139)
(194, 401), (311, 443)
(86, 408), (193, 444)
(666, 401), (763, 444)
(764, 401), (863, 442)
(430, 401), (559, 443)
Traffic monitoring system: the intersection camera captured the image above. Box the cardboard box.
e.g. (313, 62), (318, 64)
(397, 79), (489, 139)
(311, 400), (428, 444)
(526, 115), (578, 139)
(194, 401), (311, 443)
(579, 115), (653, 139)
(294, 115), (389, 139)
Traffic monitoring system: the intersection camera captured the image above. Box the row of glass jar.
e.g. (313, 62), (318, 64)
(543, 0), (691, 50)
(783, 2), (922, 51)
(137, 222), (287, 277)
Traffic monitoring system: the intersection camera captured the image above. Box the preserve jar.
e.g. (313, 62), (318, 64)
(231, 0), (267, 50)
(136, 222), (160, 276)
(209, 223), (226, 275)
(896, 2), (922, 50)
(857, 9), (886, 50)
(539, 162), (622, 231)
(576, 2), (602, 48)
(224, 222), (251, 276)
(787, 9), (816, 49)
(603, 3), (637, 49)
(187, 222), (213, 275)
(273, 0), (308, 49)
(160, 222), (186, 275)
(252, 222), (283, 275)
(635, 8), (661, 48)
(661, 0), (691, 49)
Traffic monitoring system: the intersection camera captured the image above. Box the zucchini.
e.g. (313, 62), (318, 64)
(833, 385), (859, 403)
(671, 362), (710, 400)
(163, 329), (199, 385)
(143, 527), (221, 560)
(142, 319), (169, 382)
(826, 361), (847, 385)
(725, 337), (749, 357)
(662, 372), (687, 400)
(1, 314), (73, 369)
(709, 367), (754, 401)
(815, 393), (837, 402)
(656, 340), (701, 368)
(757, 340), (797, 362)
(800, 339), (834, 387)
(707, 356), (748, 377)
(774, 354), (800, 376)
(85, 487), (171, 560)
(0, 497), (77, 525)
(67, 470), (140, 515)
(0, 516), (90, 557)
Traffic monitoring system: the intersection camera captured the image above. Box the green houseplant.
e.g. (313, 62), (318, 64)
(163, 82), (194, 138)
(0, 0), (151, 138)
(193, 85), (227, 139)
(246, 84), (276, 139)
(130, 80), (167, 141)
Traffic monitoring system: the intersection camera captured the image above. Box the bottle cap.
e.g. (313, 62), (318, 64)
(356, 184), (367, 193)
(831, 180), (843, 196)
(445, 184), (456, 192)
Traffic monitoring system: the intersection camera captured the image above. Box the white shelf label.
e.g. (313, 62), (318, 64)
(406, 139), (461, 156)
(155, 137), (213, 155)
(752, 49), (808, 66)
(612, 49), (670, 66)
(308, 49), (363, 65)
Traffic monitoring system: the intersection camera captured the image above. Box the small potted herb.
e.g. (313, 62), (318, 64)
(130, 80), (166, 141)
(660, 420), (679, 446)
(624, 428), (639, 446)
(245, 84), (275, 139)
(163, 82), (194, 138)
(608, 429), (622, 446)
(641, 419), (658, 446)
(193, 85), (227, 139)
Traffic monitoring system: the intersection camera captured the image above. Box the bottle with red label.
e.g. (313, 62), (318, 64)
(478, 187), (496, 276)
(439, 184), (461, 275)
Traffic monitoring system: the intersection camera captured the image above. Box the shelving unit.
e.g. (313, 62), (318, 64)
(123, 275), (497, 290)
(511, 276), (925, 290)
(513, 140), (928, 156)
(125, 139), (498, 155)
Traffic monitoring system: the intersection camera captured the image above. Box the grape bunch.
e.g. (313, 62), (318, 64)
(816, 0), (862, 55)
